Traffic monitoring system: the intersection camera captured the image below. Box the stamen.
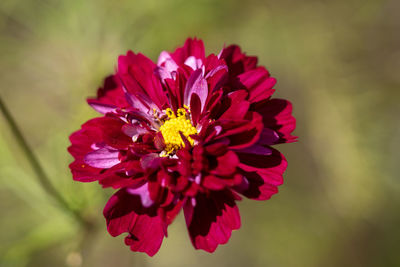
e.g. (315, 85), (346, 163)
(159, 108), (197, 155)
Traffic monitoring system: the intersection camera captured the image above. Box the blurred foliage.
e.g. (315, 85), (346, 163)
(0, 0), (399, 266)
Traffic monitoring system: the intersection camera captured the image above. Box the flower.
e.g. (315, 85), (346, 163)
(68, 38), (297, 256)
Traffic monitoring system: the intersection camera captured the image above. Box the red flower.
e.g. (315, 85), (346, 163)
(68, 38), (296, 256)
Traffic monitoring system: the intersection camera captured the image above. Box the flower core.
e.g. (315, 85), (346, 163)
(159, 108), (197, 153)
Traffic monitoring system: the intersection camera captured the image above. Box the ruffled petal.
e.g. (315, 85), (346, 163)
(103, 186), (166, 256)
(215, 112), (264, 149)
(68, 119), (106, 182)
(219, 45), (258, 76)
(118, 51), (168, 110)
(87, 75), (128, 113)
(95, 116), (132, 149)
(169, 38), (205, 66)
(235, 147), (287, 200)
(253, 99), (297, 143)
(237, 67), (276, 103)
(184, 190), (241, 252)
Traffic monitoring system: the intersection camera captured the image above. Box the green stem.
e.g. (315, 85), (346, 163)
(0, 95), (89, 227)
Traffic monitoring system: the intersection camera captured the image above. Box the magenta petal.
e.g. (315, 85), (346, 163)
(84, 148), (120, 168)
(237, 67), (275, 103)
(184, 190), (241, 252)
(103, 187), (166, 256)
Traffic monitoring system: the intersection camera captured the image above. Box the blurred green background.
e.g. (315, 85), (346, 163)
(1, 0), (399, 266)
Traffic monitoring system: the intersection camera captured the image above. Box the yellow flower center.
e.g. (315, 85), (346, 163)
(159, 108), (197, 155)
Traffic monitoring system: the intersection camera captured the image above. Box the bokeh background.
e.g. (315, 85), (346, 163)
(1, 0), (399, 266)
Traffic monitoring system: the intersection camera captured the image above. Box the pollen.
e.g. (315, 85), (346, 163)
(159, 108), (197, 154)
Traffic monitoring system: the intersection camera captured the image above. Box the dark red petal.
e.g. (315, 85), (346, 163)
(190, 93), (201, 125)
(68, 160), (102, 182)
(103, 186), (166, 256)
(236, 147), (287, 200)
(202, 175), (226, 190)
(210, 150), (239, 177)
(254, 99), (297, 144)
(219, 45), (258, 76)
(218, 90), (250, 120)
(216, 112), (264, 149)
(87, 75), (128, 113)
(97, 75), (120, 98)
(159, 198), (184, 225)
(203, 54), (228, 92)
(97, 116), (132, 149)
(118, 51), (168, 110)
(234, 144), (272, 155)
(98, 160), (145, 189)
(99, 174), (145, 189)
(170, 38), (205, 65)
(68, 119), (105, 182)
(184, 190), (241, 252)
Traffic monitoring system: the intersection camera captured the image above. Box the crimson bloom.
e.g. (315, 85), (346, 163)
(68, 38), (296, 256)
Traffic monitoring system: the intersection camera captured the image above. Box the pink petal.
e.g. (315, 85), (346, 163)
(84, 148), (120, 168)
(184, 56), (203, 70)
(184, 68), (208, 112)
(87, 100), (118, 114)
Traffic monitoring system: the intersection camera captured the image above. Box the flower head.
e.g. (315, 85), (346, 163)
(68, 38), (297, 256)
